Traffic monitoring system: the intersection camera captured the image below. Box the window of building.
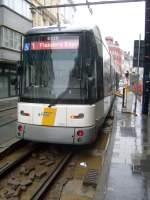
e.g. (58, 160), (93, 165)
(0, 27), (22, 51)
(3, 28), (9, 47)
(14, 32), (21, 50)
(1, 0), (32, 19)
(0, 28), (2, 47)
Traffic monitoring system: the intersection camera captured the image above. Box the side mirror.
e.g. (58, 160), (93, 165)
(16, 61), (23, 76)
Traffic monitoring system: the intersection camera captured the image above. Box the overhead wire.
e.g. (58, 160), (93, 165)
(30, 0), (144, 10)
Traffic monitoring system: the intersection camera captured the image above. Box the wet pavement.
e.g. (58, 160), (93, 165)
(104, 93), (150, 200)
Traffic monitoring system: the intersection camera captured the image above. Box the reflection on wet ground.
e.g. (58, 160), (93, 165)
(105, 94), (150, 200)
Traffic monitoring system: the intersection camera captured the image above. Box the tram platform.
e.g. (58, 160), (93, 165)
(0, 97), (18, 147)
(95, 92), (150, 200)
(0, 96), (18, 111)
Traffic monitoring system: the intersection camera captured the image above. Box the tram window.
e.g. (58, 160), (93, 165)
(96, 56), (104, 99)
(22, 34), (88, 102)
(87, 36), (104, 101)
(85, 32), (98, 102)
(96, 38), (103, 58)
(95, 38), (104, 100)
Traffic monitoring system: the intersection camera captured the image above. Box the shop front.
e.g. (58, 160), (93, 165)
(0, 63), (17, 98)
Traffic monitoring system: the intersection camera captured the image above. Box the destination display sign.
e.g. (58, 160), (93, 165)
(30, 40), (79, 50)
(24, 35), (79, 51)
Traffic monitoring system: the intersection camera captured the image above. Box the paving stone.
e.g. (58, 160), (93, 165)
(58, 177), (68, 185)
(39, 159), (47, 165)
(5, 189), (16, 198)
(39, 155), (47, 160)
(68, 162), (76, 167)
(31, 153), (37, 158)
(0, 184), (3, 190)
(20, 185), (27, 191)
(2, 189), (9, 195)
(11, 184), (19, 190)
(36, 170), (47, 179)
(0, 198), (7, 200)
(26, 165), (35, 174)
(7, 178), (20, 187)
(45, 160), (55, 166)
(20, 165), (35, 175)
(49, 190), (60, 199)
(0, 191), (7, 198)
(29, 170), (36, 180)
(20, 166), (26, 174)
(20, 179), (32, 186)
(47, 155), (55, 160)
(9, 197), (19, 200)
(13, 198), (19, 200)
(12, 187), (22, 197)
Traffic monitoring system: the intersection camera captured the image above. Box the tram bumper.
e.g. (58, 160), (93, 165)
(17, 123), (96, 145)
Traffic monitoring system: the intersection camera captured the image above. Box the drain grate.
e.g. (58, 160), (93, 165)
(140, 159), (150, 172)
(120, 127), (136, 137)
(83, 169), (98, 187)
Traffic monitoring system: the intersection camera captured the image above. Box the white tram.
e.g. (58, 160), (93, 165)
(17, 24), (116, 145)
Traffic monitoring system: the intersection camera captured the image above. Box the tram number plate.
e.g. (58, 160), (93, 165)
(42, 108), (57, 126)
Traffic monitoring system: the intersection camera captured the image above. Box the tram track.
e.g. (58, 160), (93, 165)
(0, 141), (73, 200)
(0, 141), (38, 178)
(30, 152), (72, 200)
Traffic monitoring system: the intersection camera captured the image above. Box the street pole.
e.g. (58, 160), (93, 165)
(134, 34), (141, 114)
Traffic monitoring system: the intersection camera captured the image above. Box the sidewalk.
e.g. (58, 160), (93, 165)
(104, 92), (150, 200)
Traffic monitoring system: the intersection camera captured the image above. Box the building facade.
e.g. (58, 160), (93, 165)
(0, 0), (32, 98)
(60, 0), (76, 24)
(121, 51), (133, 74)
(31, 0), (76, 27)
(105, 36), (122, 75)
(31, 0), (59, 27)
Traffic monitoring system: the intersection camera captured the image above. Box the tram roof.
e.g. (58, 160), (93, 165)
(26, 23), (101, 36)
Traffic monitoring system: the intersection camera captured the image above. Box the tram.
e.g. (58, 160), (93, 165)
(17, 24), (116, 145)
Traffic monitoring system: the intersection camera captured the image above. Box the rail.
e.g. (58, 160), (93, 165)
(0, 143), (73, 199)
(31, 152), (72, 200)
(0, 142), (38, 178)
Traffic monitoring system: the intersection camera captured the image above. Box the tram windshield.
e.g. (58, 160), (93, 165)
(21, 34), (88, 103)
